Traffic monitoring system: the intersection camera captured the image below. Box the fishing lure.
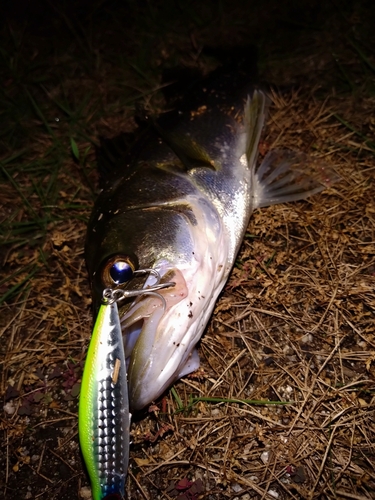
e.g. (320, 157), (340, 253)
(79, 270), (174, 499)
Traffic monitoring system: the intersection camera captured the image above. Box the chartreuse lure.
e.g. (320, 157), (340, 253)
(79, 291), (131, 500)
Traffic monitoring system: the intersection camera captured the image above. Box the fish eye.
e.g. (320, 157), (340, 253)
(110, 260), (133, 284)
(101, 255), (137, 286)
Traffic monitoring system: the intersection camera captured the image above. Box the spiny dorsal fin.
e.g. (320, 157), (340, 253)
(153, 119), (217, 171)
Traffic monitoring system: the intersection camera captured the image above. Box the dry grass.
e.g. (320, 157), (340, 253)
(1, 1), (375, 499)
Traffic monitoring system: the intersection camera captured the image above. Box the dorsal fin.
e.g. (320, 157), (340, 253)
(152, 119), (217, 171)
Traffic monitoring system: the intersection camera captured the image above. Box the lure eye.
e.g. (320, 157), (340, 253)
(101, 255), (137, 287)
(110, 260), (134, 284)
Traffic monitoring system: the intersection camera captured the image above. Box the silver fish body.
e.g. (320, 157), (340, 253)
(86, 84), (335, 411)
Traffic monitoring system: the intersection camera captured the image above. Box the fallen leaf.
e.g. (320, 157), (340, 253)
(134, 457), (151, 466)
(176, 478), (193, 491)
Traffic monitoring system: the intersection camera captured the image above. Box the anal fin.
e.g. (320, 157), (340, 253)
(177, 348), (200, 379)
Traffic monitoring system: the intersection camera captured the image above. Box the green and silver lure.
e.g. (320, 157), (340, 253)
(79, 271), (175, 499)
(79, 288), (130, 500)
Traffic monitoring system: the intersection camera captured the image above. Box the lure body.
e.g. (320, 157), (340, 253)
(79, 300), (130, 500)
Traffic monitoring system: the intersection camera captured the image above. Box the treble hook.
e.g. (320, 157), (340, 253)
(102, 267), (175, 312)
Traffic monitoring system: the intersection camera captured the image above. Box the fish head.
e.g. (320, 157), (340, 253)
(88, 259), (214, 411)
(86, 203), (227, 412)
(92, 254), (223, 412)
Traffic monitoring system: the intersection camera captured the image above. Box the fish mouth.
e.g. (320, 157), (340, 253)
(119, 267), (189, 411)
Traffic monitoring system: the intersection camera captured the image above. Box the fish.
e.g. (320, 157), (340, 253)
(85, 82), (337, 412)
(79, 65), (337, 497)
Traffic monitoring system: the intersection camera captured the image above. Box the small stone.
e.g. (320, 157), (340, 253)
(300, 333), (313, 344)
(268, 489), (279, 498)
(4, 401), (16, 415)
(79, 486), (92, 499)
(260, 451), (270, 464)
(282, 345), (293, 355)
(232, 482), (242, 493)
(286, 355), (297, 362)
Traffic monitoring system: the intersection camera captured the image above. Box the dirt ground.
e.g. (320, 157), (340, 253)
(1, 1), (374, 499)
